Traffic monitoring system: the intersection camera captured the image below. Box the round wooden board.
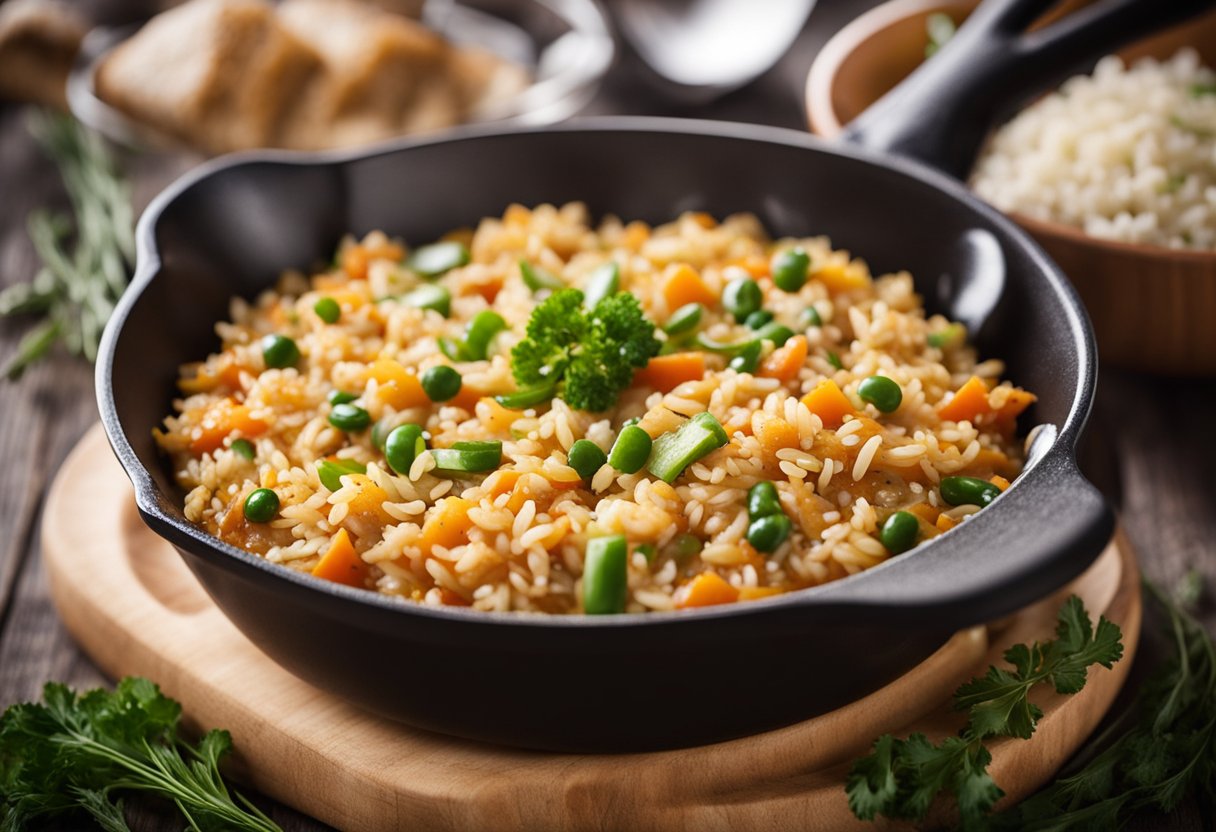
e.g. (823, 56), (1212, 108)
(42, 425), (1141, 832)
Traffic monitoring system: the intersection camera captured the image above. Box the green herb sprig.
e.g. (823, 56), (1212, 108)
(0, 677), (281, 832)
(0, 112), (134, 380)
(847, 595), (1123, 828)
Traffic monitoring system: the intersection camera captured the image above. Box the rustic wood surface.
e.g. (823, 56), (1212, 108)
(0, 1), (1212, 829)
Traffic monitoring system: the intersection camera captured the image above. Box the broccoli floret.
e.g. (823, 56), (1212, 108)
(511, 288), (660, 412)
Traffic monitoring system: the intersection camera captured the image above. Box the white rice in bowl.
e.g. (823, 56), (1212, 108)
(971, 49), (1216, 250)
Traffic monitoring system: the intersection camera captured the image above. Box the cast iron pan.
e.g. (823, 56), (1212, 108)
(98, 0), (1216, 752)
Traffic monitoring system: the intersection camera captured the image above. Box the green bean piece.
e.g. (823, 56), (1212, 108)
(328, 402), (371, 432)
(940, 476), (1002, 507)
(647, 411), (729, 484)
(261, 334), (300, 369)
(568, 439), (608, 480)
(421, 365), (462, 402)
(747, 481), (781, 519)
(747, 514), (792, 553)
(313, 296), (341, 324)
(608, 424), (653, 474)
(583, 535), (628, 614)
(230, 438), (255, 460)
(663, 303), (703, 335)
(858, 375), (903, 413)
(583, 262), (620, 309)
(494, 384), (556, 409)
(243, 488), (280, 523)
(385, 424), (426, 475)
(463, 310), (507, 361)
(801, 306), (823, 328)
(723, 277), (762, 322)
(771, 248), (810, 292)
(327, 389), (357, 406)
(880, 510), (919, 554)
(401, 284), (451, 317)
(728, 341), (762, 373)
(519, 260), (564, 292)
(744, 309), (774, 330)
(316, 459), (367, 492)
(430, 440), (503, 474)
(407, 241), (469, 277)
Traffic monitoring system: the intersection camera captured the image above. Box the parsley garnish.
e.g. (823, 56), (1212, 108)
(511, 288), (660, 412)
(0, 677), (280, 831)
(847, 595), (1123, 827)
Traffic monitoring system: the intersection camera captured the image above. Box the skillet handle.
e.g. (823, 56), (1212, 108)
(841, 0), (1216, 177)
(809, 451), (1114, 624)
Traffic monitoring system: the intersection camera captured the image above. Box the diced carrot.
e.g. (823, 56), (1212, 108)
(759, 335), (808, 381)
(479, 397), (520, 434)
(342, 246), (369, 281)
(634, 352), (706, 392)
(661, 263), (717, 311)
(758, 418), (800, 460)
(907, 502), (941, 525)
(689, 212), (717, 229)
(311, 528), (368, 588)
(812, 260), (871, 292)
(441, 228), (474, 248)
(471, 276), (503, 304)
(990, 475), (1011, 492)
(450, 383), (484, 412)
(738, 586), (784, 602)
(992, 388), (1037, 433)
(623, 221), (650, 251)
(438, 588), (471, 607)
(418, 497), (475, 556)
(504, 204), (531, 226)
(369, 360), (429, 410)
(675, 572), (740, 608)
(936, 513), (958, 532)
(937, 375), (992, 423)
(343, 474), (391, 526)
(801, 379), (855, 429)
(485, 469), (522, 497)
(178, 361), (245, 395)
(727, 255), (770, 279)
(188, 401), (268, 455)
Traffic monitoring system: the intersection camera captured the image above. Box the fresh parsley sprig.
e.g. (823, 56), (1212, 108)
(0, 677), (281, 832)
(847, 595), (1123, 828)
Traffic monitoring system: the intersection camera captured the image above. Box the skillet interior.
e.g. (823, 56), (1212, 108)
(98, 119), (1111, 750)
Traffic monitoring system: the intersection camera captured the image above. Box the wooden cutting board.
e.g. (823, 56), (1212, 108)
(42, 424), (1141, 832)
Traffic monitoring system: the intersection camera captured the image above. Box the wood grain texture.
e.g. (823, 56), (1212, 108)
(41, 425), (1140, 832)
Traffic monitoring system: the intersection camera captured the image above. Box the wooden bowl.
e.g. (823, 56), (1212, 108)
(806, 0), (1216, 375)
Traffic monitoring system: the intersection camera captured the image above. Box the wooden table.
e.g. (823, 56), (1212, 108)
(0, 2), (1211, 829)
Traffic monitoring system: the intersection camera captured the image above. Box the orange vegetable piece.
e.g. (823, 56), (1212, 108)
(479, 397), (520, 435)
(188, 401), (268, 455)
(812, 260), (871, 293)
(661, 263), (717, 311)
(758, 418), (800, 460)
(801, 379), (855, 429)
(343, 474), (391, 525)
(937, 375), (992, 423)
(907, 502), (941, 525)
(633, 352), (706, 392)
(992, 388), (1037, 432)
(623, 221), (650, 251)
(370, 360), (429, 411)
(759, 335), (808, 381)
(419, 497), (475, 556)
(936, 513), (958, 532)
(727, 255), (769, 279)
(675, 572), (740, 608)
(689, 212), (717, 229)
(341, 246), (369, 281)
(738, 586), (784, 602)
(990, 475), (1012, 491)
(311, 528), (368, 588)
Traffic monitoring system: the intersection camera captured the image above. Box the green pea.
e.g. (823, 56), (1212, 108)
(328, 402), (371, 432)
(407, 241), (469, 277)
(880, 510), (919, 554)
(728, 341), (762, 373)
(723, 277), (762, 322)
(801, 306), (823, 328)
(327, 389), (357, 406)
(385, 424), (426, 475)
(663, 303), (703, 335)
(313, 296), (341, 324)
(243, 488), (279, 523)
(463, 310), (507, 361)
(747, 481), (781, 519)
(401, 284), (451, 317)
(230, 438), (255, 460)
(772, 248), (810, 292)
(608, 425), (653, 474)
(583, 535), (628, 614)
(261, 334), (300, 369)
(940, 476), (1001, 507)
(673, 532), (703, 563)
(568, 439), (608, 480)
(583, 262), (620, 309)
(747, 514), (792, 554)
(744, 309), (774, 330)
(858, 375), (903, 413)
(421, 365), (462, 402)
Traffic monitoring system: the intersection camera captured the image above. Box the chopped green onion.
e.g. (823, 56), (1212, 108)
(463, 310), (507, 361)
(583, 262), (620, 309)
(1189, 82), (1216, 97)
(608, 424), (653, 474)
(431, 440), (502, 474)
(519, 260), (564, 292)
(495, 384), (556, 409)
(316, 458), (367, 492)
(230, 438), (255, 460)
(583, 535), (628, 614)
(647, 411), (729, 484)
(313, 296), (341, 323)
(567, 439), (608, 480)
(401, 284), (451, 317)
(385, 424), (426, 475)
(663, 303), (703, 335)
(407, 241), (469, 277)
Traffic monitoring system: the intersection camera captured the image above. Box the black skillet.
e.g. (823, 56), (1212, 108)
(95, 0), (1210, 752)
